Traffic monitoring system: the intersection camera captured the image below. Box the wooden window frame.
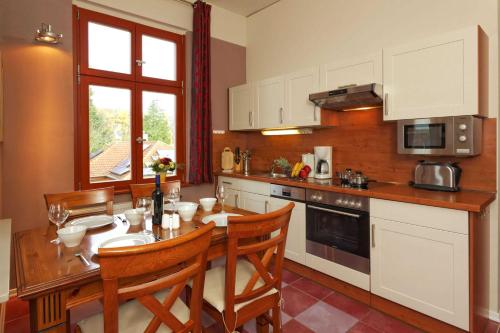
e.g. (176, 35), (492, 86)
(74, 6), (186, 192)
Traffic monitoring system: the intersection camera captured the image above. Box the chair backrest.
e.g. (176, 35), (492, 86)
(44, 187), (114, 219)
(129, 181), (181, 208)
(98, 222), (215, 333)
(225, 203), (294, 313)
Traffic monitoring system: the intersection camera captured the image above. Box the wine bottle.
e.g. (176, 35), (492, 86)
(152, 174), (163, 225)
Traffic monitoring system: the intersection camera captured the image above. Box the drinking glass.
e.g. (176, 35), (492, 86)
(166, 188), (181, 213)
(136, 198), (152, 217)
(216, 185), (226, 213)
(48, 203), (70, 244)
(136, 198), (152, 234)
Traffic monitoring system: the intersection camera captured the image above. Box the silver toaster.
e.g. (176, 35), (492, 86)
(412, 161), (462, 192)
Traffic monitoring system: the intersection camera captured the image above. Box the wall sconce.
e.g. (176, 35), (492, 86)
(35, 23), (63, 44)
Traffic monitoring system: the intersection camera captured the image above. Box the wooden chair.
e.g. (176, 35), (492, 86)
(76, 221), (216, 333)
(129, 181), (181, 208)
(199, 202), (294, 333)
(44, 187), (114, 219)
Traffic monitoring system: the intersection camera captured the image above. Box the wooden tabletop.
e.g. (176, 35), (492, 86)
(14, 204), (250, 299)
(216, 172), (496, 212)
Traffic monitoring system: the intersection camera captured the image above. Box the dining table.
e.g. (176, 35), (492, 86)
(13, 204), (253, 333)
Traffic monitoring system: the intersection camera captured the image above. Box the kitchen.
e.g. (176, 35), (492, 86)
(0, 0), (498, 333)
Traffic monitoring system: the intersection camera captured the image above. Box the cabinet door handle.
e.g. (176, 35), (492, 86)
(248, 111), (252, 126)
(279, 107), (284, 124)
(371, 224), (375, 248)
(313, 105), (318, 122)
(383, 93), (388, 116)
(265, 200), (269, 213)
(235, 194), (239, 208)
(222, 181), (232, 185)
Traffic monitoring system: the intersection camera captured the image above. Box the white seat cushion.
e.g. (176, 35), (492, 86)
(202, 260), (278, 313)
(78, 289), (189, 333)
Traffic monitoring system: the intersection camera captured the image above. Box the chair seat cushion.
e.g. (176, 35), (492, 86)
(77, 289), (189, 333)
(202, 260), (278, 313)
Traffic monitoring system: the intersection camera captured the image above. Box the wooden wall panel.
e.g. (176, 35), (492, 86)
(230, 110), (495, 192)
(212, 131), (248, 172)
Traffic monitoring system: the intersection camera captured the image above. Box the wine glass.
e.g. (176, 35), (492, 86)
(216, 185), (226, 214)
(166, 188), (181, 213)
(136, 198), (152, 234)
(48, 203), (70, 244)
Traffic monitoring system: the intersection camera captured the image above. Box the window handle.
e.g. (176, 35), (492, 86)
(136, 59), (146, 66)
(136, 137), (144, 143)
(371, 224), (375, 248)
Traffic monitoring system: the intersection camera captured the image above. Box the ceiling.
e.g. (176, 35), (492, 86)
(208, 0), (280, 17)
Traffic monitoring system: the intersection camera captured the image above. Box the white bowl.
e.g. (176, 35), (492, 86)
(57, 225), (87, 247)
(177, 203), (199, 222)
(200, 198), (217, 212)
(124, 209), (144, 225)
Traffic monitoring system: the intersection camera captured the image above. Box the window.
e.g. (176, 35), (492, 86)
(74, 7), (185, 191)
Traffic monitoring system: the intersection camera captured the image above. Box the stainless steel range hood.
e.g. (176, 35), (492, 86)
(309, 83), (383, 111)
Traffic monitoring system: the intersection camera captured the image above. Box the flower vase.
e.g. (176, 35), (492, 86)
(159, 172), (167, 183)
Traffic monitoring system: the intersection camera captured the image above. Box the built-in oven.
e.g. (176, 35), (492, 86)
(306, 190), (370, 274)
(397, 115), (482, 156)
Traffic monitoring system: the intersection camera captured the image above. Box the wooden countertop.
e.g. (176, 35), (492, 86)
(216, 172), (496, 213)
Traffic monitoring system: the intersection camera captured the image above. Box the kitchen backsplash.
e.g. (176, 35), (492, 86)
(213, 109), (496, 192)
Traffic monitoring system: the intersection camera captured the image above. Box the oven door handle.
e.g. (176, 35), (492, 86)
(308, 205), (361, 218)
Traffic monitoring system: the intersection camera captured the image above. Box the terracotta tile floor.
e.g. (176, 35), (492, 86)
(4, 269), (500, 333)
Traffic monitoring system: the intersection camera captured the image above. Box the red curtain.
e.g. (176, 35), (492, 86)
(189, 0), (212, 184)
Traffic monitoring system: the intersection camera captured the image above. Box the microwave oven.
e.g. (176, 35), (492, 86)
(397, 116), (482, 156)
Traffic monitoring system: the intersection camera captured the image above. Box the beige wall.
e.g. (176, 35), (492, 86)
(246, 0), (500, 317)
(0, 0), (74, 232)
(247, 0), (498, 119)
(0, 0), (246, 230)
(73, 0), (247, 46)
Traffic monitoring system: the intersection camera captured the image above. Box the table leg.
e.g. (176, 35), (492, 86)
(0, 302), (6, 333)
(29, 291), (67, 333)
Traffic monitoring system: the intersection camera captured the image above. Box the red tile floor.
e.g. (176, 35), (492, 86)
(5, 269), (500, 333)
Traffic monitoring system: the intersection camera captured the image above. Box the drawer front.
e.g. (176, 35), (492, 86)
(238, 179), (270, 196)
(370, 198), (468, 234)
(218, 176), (240, 189)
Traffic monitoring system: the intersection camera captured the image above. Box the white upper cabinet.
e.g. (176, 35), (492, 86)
(320, 52), (383, 91)
(383, 25), (480, 120)
(229, 83), (257, 130)
(256, 76), (285, 129)
(284, 67), (321, 127)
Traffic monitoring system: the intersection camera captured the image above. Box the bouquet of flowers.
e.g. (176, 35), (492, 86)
(150, 157), (176, 173)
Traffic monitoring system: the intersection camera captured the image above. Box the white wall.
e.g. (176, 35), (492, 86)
(73, 0), (247, 46)
(247, 0), (500, 317)
(247, 0), (498, 119)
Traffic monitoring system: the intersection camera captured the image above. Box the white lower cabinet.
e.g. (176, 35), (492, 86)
(270, 198), (306, 265)
(240, 192), (269, 214)
(224, 188), (240, 208)
(218, 177), (270, 211)
(370, 199), (469, 330)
